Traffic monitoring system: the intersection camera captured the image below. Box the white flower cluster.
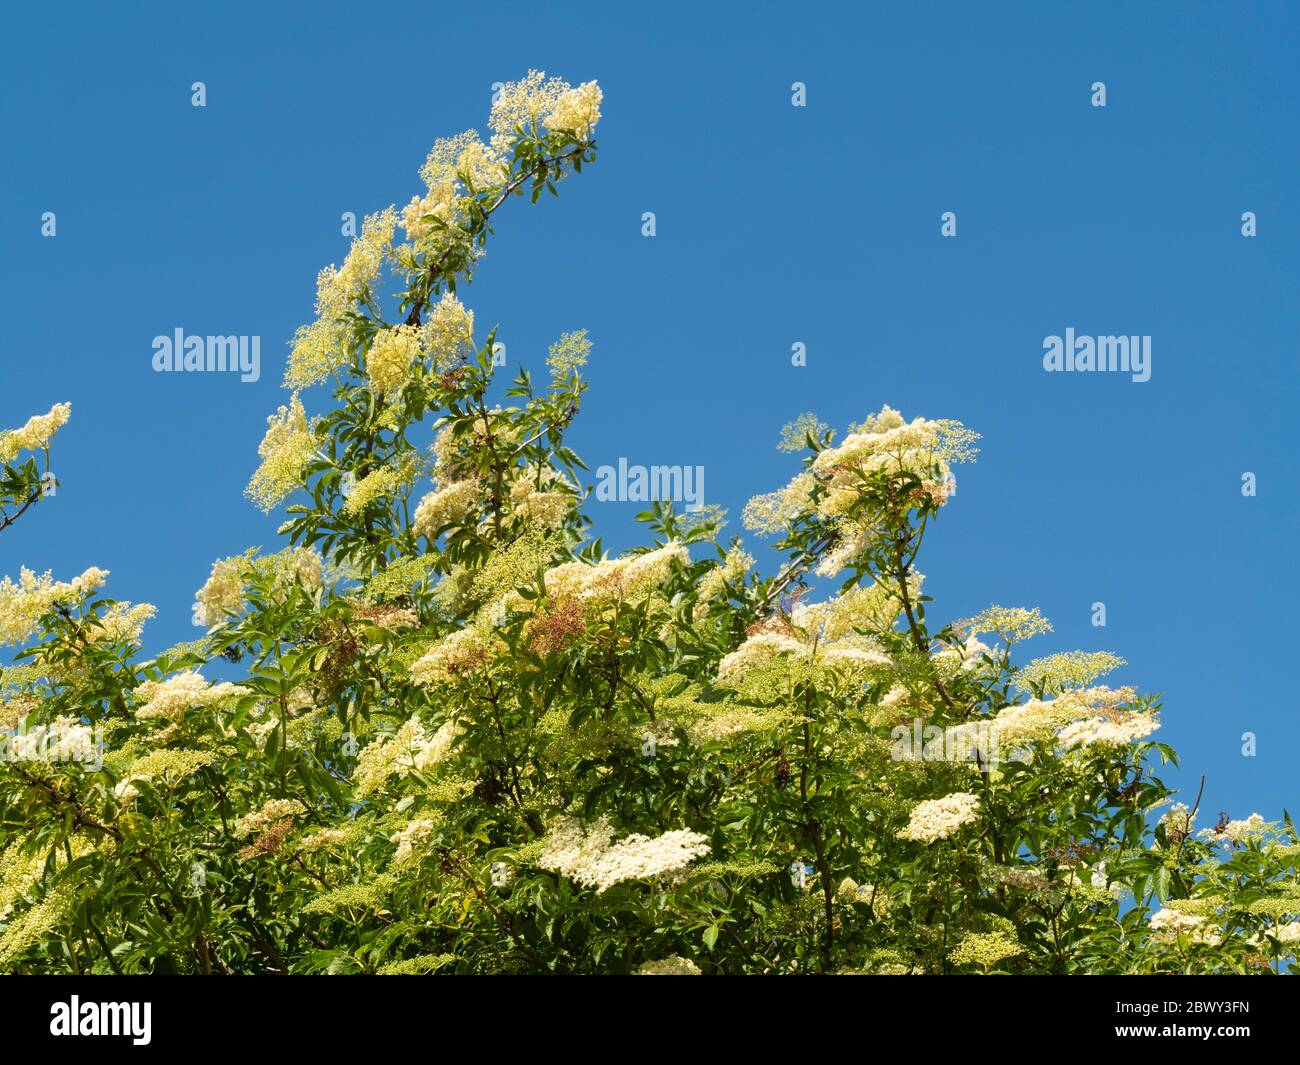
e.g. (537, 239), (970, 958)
(897, 792), (980, 843)
(410, 628), (493, 687)
(1148, 907), (1209, 934)
(714, 597), (893, 686)
(539, 816), (710, 893)
(233, 799), (305, 839)
(989, 686), (1156, 753)
(636, 955), (701, 975)
(0, 402), (71, 462)
(354, 714), (462, 794)
(506, 542), (689, 612)
(132, 671), (250, 722)
(412, 480), (482, 539)
(1199, 813), (1267, 844)
(391, 819), (436, 866)
(2, 716), (98, 764)
(1057, 712), (1160, 749)
(0, 566), (108, 646)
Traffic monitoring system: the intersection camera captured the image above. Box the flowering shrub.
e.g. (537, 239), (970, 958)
(1, 72), (1298, 975)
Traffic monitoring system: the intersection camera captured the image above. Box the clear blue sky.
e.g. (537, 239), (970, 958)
(1, 2), (1297, 824)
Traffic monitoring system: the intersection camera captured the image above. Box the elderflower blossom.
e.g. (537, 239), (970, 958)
(1057, 709), (1160, 749)
(0, 566), (109, 646)
(538, 816), (710, 893)
(285, 208), (397, 389)
(1014, 650), (1125, 694)
(546, 329), (591, 377)
(193, 548), (321, 627)
(1200, 813), (1268, 844)
(412, 718), (461, 772)
(543, 81), (602, 137)
(353, 716), (428, 796)
(0, 403), (71, 462)
(6, 716), (98, 764)
(932, 635), (994, 676)
(715, 632), (806, 682)
(78, 601), (155, 647)
(233, 799), (305, 839)
(991, 696), (1078, 746)
(1270, 922), (1300, 945)
(316, 208), (396, 320)
(124, 748), (215, 783)
(193, 554), (249, 627)
(963, 605), (1052, 644)
(421, 293), (475, 370)
(693, 546), (754, 617)
(810, 406), (973, 514)
(246, 394), (318, 512)
(636, 956), (701, 976)
(366, 324), (422, 395)
(814, 522), (876, 577)
(1158, 802), (1195, 845)
(501, 542), (689, 615)
(298, 827), (351, 854)
(132, 671), (250, 722)
(342, 465), (404, 516)
(743, 472), (815, 535)
(285, 317), (349, 391)
(715, 600), (892, 685)
(778, 412), (831, 453)
(510, 486), (571, 528)
(410, 627), (495, 687)
(488, 70), (571, 153)
(948, 931), (1023, 968)
(404, 133), (478, 241)
(413, 480), (482, 538)
(898, 792), (980, 843)
(991, 685), (1145, 751)
(420, 130), (499, 192)
(509, 466), (574, 528)
(391, 819), (435, 866)
(1148, 907), (1207, 935)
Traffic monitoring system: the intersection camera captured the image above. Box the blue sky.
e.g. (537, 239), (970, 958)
(1, 2), (1297, 823)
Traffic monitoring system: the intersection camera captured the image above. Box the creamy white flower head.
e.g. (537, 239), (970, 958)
(233, 799), (305, 839)
(544, 81), (602, 137)
(1148, 907), (1206, 934)
(132, 671), (250, 722)
(0, 566), (109, 646)
(413, 480), (482, 539)
(488, 70), (571, 152)
(1199, 813), (1268, 844)
(715, 632), (805, 683)
(0, 402), (71, 462)
(539, 816), (710, 893)
(1057, 711), (1159, 749)
(412, 718), (461, 771)
(636, 955), (701, 976)
(933, 635), (993, 676)
(7, 715), (98, 764)
(391, 819), (436, 866)
(366, 323), (422, 395)
(715, 599), (891, 686)
(898, 792), (980, 843)
(410, 627), (495, 687)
